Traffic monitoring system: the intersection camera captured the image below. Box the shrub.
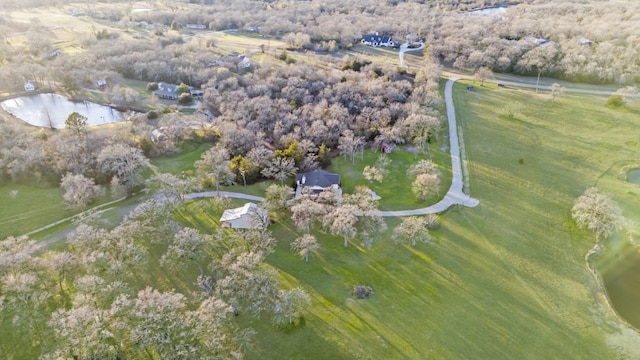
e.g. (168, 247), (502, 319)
(147, 82), (158, 91)
(608, 94), (624, 107)
(352, 285), (374, 299)
(146, 110), (159, 120)
(178, 93), (193, 104)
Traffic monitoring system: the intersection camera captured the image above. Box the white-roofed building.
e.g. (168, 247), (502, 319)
(220, 202), (269, 230)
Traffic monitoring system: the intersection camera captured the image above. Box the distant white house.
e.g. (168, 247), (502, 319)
(186, 24), (207, 30)
(578, 37), (592, 46)
(155, 82), (203, 100)
(361, 34), (396, 47)
(220, 203), (269, 230)
(24, 81), (35, 92)
(96, 79), (107, 88)
(216, 54), (251, 69)
(151, 128), (167, 142)
(522, 36), (549, 46)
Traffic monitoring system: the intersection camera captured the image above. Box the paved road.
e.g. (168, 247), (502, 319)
(443, 69), (620, 97)
(399, 42), (425, 68)
(180, 79), (480, 217)
(31, 79), (478, 247)
(379, 78), (479, 216)
(185, 191), (264, 202)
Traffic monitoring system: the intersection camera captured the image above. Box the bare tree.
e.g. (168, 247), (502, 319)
(338, 129), (364, 163)
(195, 145), (233, 195)
(516, 44), (560, 93)
(550, 83), (564, 102)
(161, 228), (212, 269)
(323, 204), (358, 248)
(97, 144), (149, 192)
(412, 173), (441, 201)
(261, 156), (297, 185)
(291, 199), (328, 233)
(392, 217), (431, 246)
(291, 234), (321, 263)
(152, 173), (196, 206)
(474, 66), (493, 86)
(571, 187), (623, 240)
(402, 114), (440, 154)
(274, 287), (311, 325)
(60, 172), (101, 209)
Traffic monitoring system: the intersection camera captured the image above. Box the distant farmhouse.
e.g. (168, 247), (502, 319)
(155, 82), (204, 100)
(24, 81), (35, 92)
(186, 24), (207, 30)
(220, 202), (269, 230)
(295, 169), (341, 198)
(578, 37), (592, 46)
(216, 54), (251, 69)
(522, 36), (549, 46)
(361, 34), (396, 47)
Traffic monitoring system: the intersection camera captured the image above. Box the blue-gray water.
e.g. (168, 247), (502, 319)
(1, 93), (125, 129)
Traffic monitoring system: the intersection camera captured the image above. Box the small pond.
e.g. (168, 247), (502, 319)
(600, 246), (640, 329)
(1, 93), (126, 129)
(628, 170), (640, 185)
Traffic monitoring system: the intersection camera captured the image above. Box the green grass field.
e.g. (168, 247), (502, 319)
(150, 142), (211, 174)
(329, 146), (452, 211)
(7, 81), (640, 358)
(2, 3), (640, 353)
(170, 83), (640, 358)
(0, 184), (72, 239)
(4, 75), (640, 358)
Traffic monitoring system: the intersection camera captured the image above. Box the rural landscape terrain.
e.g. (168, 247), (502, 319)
(1, 0), (640, 359)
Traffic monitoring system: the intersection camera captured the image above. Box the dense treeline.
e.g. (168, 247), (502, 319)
(0, 197), (295, 359)
(2, 0), (638, 89)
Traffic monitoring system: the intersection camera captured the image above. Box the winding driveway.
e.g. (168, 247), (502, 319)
(183, 78), (479, 217)
(399, 42), (425, 68)
(379, 78), (479, 216)
(31, 78), (477, 247)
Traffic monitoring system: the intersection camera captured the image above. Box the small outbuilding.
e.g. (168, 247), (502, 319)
(24, 81), (35, 92)
(220, 202), (269, 230)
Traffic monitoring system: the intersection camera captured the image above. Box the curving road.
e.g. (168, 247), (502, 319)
(399, 42), (425, 68)
(182, 78), (480, 217)
(31, 78), (477, 248)
(379, 78), (479, 216)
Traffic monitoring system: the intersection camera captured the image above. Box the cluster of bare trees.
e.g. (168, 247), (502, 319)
(0, 194), (311, 358)
(202, 57), (442, 181)
(3, 0), (640, 90)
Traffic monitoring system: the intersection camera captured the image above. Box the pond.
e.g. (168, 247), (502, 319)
(1, 93), (126, 129)
(599, 245), (640, 329)
(628, 170), (640, 185)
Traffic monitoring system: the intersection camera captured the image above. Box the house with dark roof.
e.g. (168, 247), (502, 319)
(295, 169), (341, 198)
(361, 34), (396, 47)
(155, 82), (203, 100)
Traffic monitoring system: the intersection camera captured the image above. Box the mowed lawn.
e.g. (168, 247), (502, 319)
(0, 184), (72, 239)
(227, 83), (640, 358)
(329, 144), (452, 211)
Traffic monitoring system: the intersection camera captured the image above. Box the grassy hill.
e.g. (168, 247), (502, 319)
(175, 82), (640, 358)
